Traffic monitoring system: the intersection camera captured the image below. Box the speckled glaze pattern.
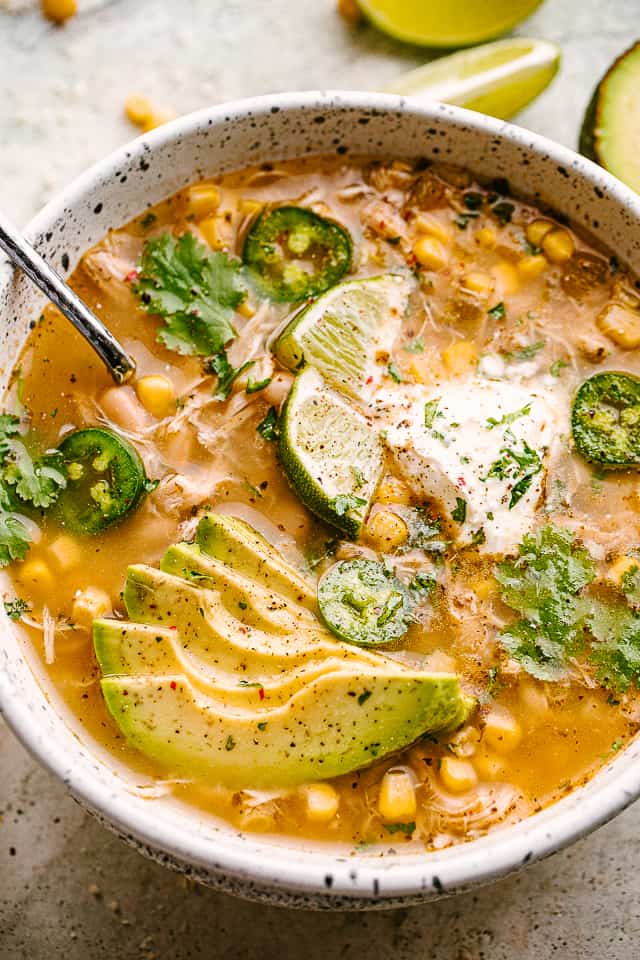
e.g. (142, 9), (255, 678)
(1, 92), (640, 911)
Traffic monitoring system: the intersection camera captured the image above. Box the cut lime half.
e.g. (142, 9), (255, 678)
(273, 273), (411, 400)
(278, 367), (384, 538)
(359, 0), (543, 49)
(386, 38), (560, 121)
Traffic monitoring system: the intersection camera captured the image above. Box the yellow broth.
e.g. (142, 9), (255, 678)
(5, 155), (640, 849)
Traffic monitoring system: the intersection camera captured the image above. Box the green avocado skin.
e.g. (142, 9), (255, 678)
(94, 514), (474, 789)
(578, 40), (640, 185)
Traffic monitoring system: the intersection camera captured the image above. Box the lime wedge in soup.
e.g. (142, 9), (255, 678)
(357, 0), (543, 48)
(278, 367), (384, 538)
(386, 38), (560, 121)
(273, 273), (410, 399)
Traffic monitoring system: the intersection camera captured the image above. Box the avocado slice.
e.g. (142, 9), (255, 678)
(101, 670), (469, 789)
(579, 41), (640, 192)
(195, 513), (316, 609)
(95, 513), (475, 788)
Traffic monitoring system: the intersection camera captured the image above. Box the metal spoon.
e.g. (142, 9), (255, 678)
(0, 212), (136, 384)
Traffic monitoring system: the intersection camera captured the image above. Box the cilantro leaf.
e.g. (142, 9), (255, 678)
(256, 407), (279, 441)
(135, 233), (246, 356)
(587, 598), (640, 693)
(329, 494), (367, 517)
(0, 512), (32, 566)
(424, 398), (440, 428)
(495, 526), (595, 680)
(403, 338), (424, 354)
(387, 361), (402, 383)
(486, 403), (531, 431)
(622, 563), (640, 609)
(384, 821), (416, 836)
(3, 597), (29, 620)
(451, 497), (466, 524)
(487, 302), (505, 321)
(209, 348), (254, 401)
(391, 506), (447, 554)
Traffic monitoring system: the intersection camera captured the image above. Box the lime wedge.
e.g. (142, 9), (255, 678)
(273, 274), (410, 400)
(359, 0), (543, 48)
(278, 367), (384, 538)
(385, 38), (560, 121)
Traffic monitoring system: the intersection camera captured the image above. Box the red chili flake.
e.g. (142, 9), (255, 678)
(170, 680), (177, 690)
(366, 376), (373, 384)
(405, 253), (417, 267)
(170, 625), (177, 630)
(259, 687), (265, 701)
(124, 269), (139, 283)
(457, 476), (466, 487)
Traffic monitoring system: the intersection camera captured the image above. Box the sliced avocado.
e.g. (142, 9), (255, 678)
(195, 513), (315, 608)
(579, 41), (640, 192)
(96, 515), (475, 788)
(101, 668), (467, 789)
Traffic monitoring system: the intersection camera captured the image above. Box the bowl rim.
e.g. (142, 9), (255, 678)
(2, 89), (640, 904)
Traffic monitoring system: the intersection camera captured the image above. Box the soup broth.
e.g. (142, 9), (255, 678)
(5, 154), (640, 849)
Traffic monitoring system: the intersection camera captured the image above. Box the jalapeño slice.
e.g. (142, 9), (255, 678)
(318, 558), (413, 647)
(57, 428), (149, 534)
(572, 372), (640, 467)
(242, 206), (352, 302)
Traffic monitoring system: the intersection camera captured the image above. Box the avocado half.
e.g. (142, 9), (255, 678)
(579, 41), (640, 193)
(94, 513), (474, 789)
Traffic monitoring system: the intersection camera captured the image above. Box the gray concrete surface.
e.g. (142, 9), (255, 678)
(1, 0), (640, 955)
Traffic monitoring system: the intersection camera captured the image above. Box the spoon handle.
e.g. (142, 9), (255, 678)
(0, 213), (136, 384)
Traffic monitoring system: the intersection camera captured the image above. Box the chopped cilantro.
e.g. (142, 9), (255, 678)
(451, 497), (467, 524)
(471, 527), (486, 546)
(487, 302), (506, 321)
(410, 572), (436, 595)
(350, 466), (366, 489)
(246, 375), (272, 394)
(504, 341), (546, 363)
(621, 563), (640, 608)
(140, 212), (157, 229)
(238, 679), (263, 688)
(384, 821), (416, 837)
(358, 690), (372, 706)
(454, 212), (479, 230)
(392, 506), (447, 554)
(305, 536), (339, 571)
(135, 232), (246, 356)
(424, 398), (440, 428)
(209, 348), (254, 400)
(3, 597), (29, 621)
(257, 721), (268, 731)
(495, 525), (595, 680)
(611, 738), (624, 752)
(256, 406), (279, 441)
(550, 358), (568, 377)
(486, 665), (503, 697)
(403, 338), (425, 354)
(486, 403), (531, 430)
(485, 441), (543, 508)
(387, 361), (402, 383)
(329, 494), (367, 517)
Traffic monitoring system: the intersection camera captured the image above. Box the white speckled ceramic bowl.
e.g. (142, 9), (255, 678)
(1, 92), (640, 909)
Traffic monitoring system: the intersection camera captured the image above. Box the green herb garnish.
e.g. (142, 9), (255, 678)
(256, 406), (279, 441)
(424, 398), (440, 428)
(487, 302), (506, 320)
(388, 361), (402, 383)
(246, 376), (272, 394)
(403, 338), (425, 354)
(3, 597), (29, 621)
(135, 233), (246, 356)
(384, 821), (416, 837)
(209, 348), (254, 400)
(451, 497), (467, 524)
(486, 403), (531, 430)
(329, 494), (367, 517)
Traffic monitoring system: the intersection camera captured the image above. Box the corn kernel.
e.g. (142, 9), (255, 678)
(463, 271), (495, 297)
(471, 577), (496, 600)
(378, 769), (417, 822)
(304, 783), (339, 822)
(516, 254), (547, 282)
(442, 339), (478, 375)
(376, 477), (412, 506)
(526, 219), (554, 248)
(482, 709), (522, 754)
(124, 95), (153, 128)
(365, 510), (408, 551)
(490, 261), (520, 296)
(413, 235), (448, 271)
(607, 555), (639, 587)
(136, 375), (176, 419)
(72, 586), (111, 628)
(476, 226), (497, 249)
(48, 535), (82, 572)
(41, 0), (76, 23)
(185, 184), (220, 221)
(415, 213), (451, 245)
(18, 559), (54, 593)
(440, 757), (478, 793)
(236, 299), (256, 319)
(473, 750), (507, 781)
(597, 303), (640, 349)
(542, 228), (575, 264)
(141, 111), (173, 133)
(198, 216), (224, 250)
(337, 0), (362, 24)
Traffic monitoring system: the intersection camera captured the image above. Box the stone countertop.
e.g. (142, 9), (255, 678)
(1, 0), (640, 956)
